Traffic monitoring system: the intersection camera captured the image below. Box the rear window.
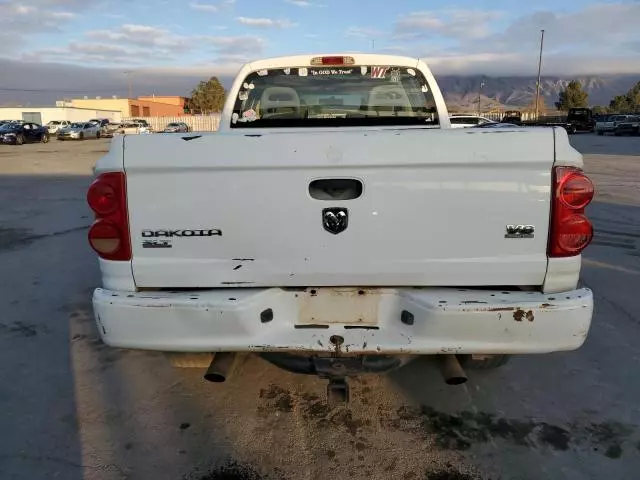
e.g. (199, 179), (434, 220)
(230, 65), (439, 128)
(450, 116), (479, 125)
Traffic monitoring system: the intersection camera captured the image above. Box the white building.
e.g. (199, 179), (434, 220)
(0, 106), (121, 125)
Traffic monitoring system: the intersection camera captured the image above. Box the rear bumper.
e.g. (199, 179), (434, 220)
(92, 287), (593, 355)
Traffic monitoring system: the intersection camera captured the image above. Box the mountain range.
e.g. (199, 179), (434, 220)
(437, 75), (640, 111)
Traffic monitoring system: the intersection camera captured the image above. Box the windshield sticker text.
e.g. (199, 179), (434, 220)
(389, 68), (401, 83)
(407, 68), (416, 76)
(283, 68), (291, 75)
(257, 69), (268, 76)
(360, 66), (368, 75)
(311, 69), (353, 76)
(298, 67), (308, 77)
(370, 66), (388, 79)
(238, 91), (248, 101)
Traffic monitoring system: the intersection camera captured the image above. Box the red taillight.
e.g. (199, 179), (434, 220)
(87, 181), (117, 215)
(558, 172), (594, 209)
(87, 172), (131, 261)
(549, 167), (594, 257)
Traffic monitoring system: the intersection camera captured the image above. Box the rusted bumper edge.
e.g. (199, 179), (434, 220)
(92, 287), (594, 355)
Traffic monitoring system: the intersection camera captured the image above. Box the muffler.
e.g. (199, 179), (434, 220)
(438, 354), (468, 385)
(204, 352), (236, 383)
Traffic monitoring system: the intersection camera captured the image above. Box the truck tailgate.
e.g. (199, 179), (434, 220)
(121, 128), (554, 288)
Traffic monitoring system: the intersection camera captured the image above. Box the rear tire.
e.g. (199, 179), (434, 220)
(459, 354), (510, 370)
(41, 134), (49, 143)
(597, 131), (604, 136)
(166, 352), (213, 368)
(15, 134), (24, 145)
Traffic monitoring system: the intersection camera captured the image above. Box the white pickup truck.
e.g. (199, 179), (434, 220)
(88, 54), (595, 403)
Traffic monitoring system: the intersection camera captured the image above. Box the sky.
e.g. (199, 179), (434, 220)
(0, 0), (639, 101)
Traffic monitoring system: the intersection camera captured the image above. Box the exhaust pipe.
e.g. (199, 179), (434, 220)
(204, 352), (236, 383)
(438, 354), (467, 385)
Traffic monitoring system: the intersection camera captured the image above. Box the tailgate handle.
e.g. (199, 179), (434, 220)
(309, 178), (362, 201)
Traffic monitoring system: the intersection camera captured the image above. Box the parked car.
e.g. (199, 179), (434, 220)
(89, 118), (111, 134)
(57, 122), (101, 140)
(449, 115), (496, 128)
(501, 111), (523, 124)
(114, 122), (151, 135)
(46, 120), (71, 134)
(0, 122), (49, 144)
(130, 119), (153, 132)
(88, 53), (595, 405)
(563, 108), (595, 134)
(163, 122), (191, 133)
(595, 114), (633, 135)
(614, 116), (640, 136)
(101, 122), (123, 138)
(89, 118), (110, 127)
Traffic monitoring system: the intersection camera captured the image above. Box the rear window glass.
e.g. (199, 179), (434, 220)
(450, 116), (479, 125)
(230, 65), (439, 128)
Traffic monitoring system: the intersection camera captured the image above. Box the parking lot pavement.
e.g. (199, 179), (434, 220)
(0, 134), (639, 480)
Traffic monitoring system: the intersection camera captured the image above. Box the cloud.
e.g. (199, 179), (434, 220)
(204, 35), (266, 55)
(22, 42), (175, 65)
(394, 9), (503, 40)
(473, 3), (640, 54)
(345, 26), (386, 38)
(188, 0), (235, 13)
(0, 57), (240, 106)
(421, 51), (640, 77)
(236, 17), (296, 28)
(21, 23), (265, 67)
(0, 1), (78, 47)
(189, 2), (218, 13)
(86, 24), (191, 51)
(285, 0), (325, 6)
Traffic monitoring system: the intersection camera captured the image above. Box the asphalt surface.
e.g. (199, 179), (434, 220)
(0, 133), (639, 480)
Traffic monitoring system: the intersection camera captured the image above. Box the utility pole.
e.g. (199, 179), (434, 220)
(534, 29), (545, 121)
(371, 39), (375, 51)
(124, 71), (133, 99)
(477, 81), (485, 116)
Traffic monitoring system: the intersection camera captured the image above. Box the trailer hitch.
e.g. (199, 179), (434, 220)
(326, 377), (350, 406)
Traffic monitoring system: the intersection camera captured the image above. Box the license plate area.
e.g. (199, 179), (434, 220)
(296, 288), (381, 326)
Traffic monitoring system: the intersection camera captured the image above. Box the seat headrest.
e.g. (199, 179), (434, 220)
(260, 87), (300, 116)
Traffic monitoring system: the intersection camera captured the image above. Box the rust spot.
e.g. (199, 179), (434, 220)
(513, 309), (526, 322)
(461, 300), (488, 305)
(526, 310), (534, 322)
(487, 307), (517, 312)
(232, 258), (255, 261)
(220, 281), (255, 285)
(540, 303), (553, 308)
(233, 265), (242, 270)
